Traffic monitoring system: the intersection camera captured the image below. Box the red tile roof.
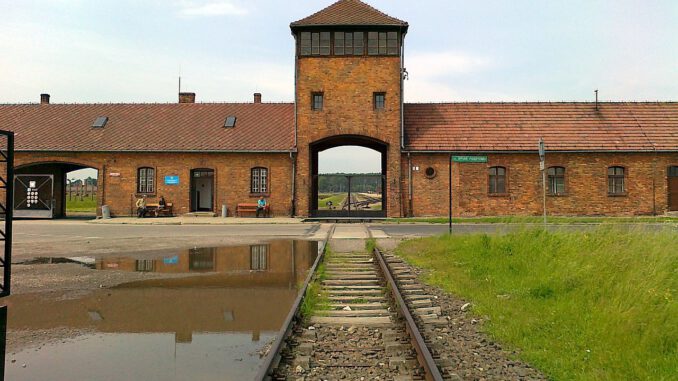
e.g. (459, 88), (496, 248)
(0, 103), (295, 152)
(291, 0), (407, 28)
(404, 102), (678, 152)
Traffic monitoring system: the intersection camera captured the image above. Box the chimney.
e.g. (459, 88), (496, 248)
(254, 93), (262, 104)
(179, 92), (196, 104)
(40, 93), (50, 104)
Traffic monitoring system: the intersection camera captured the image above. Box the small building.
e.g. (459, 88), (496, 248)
(2, 0), (677, 218)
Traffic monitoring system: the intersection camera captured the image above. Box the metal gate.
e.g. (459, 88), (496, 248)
(13, 174), (54, 218)
(313, 174), (386, 218)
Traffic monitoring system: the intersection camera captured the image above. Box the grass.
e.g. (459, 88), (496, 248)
(65, 197), (97, 212)
(389, 215), (678, 224)
(396, 227), (678, 381)
(317, 193), (347, 209)
(300, 247), (331, 320)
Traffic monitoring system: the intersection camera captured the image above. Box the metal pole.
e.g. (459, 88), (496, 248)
(542, 169), (547, 226)
(448, 154), (452, 234)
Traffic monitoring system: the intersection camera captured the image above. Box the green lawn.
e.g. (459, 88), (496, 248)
(389, 215), (678, 224)
(397, 228), (677, 381)
(317, 193), (347, 210)
(66, 197), (97, 213)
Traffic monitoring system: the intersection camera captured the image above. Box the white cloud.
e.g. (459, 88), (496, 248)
(176, 0), (248, 17)
(404, 51), (498, 102)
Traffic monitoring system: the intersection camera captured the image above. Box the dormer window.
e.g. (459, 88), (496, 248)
(224, 116), (236, 128)
(92, 116), (108, 128)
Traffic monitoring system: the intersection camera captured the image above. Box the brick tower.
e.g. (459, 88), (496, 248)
(290, 0), (408, 217)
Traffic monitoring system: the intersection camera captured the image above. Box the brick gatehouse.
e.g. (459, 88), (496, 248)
(2, 0), (678, 218)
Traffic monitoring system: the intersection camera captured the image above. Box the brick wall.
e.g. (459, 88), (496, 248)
(15, 151), (294, 217)
(294, 56), (403, 217)
(402, 152), (678, 216)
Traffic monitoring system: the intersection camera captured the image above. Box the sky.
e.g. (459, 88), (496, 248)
(2, 0), (677, 176)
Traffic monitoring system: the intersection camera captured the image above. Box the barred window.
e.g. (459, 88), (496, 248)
(548, 166), (566, 195)
(374, 92), (385, 110)
(137, 167), (155, 193)
(251, 167), (268, 193)
(312, 92), (323, 110)
(608, 166), (625, 195)
(488, 166), (507, 194)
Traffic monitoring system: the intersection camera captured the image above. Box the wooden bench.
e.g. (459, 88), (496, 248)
(146, 202), (174, 217)
(236, 203), (270, 217)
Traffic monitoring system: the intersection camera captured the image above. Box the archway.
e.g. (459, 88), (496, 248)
(15, 162), (99, 218)
(310, 135), (387, 218)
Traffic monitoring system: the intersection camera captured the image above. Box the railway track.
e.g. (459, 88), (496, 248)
(257, 225), (459, 381)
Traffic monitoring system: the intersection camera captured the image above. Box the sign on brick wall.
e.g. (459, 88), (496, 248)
(164, 176), (179, 185)
(452, 156), (488, 163)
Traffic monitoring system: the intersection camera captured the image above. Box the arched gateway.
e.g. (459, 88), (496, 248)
(290, 1), (408, 218)
(310, 135), (388, 217)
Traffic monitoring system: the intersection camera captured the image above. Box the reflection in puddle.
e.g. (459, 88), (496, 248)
(5, 240), (318, 381)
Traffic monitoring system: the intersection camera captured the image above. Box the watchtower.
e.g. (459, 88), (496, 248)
(290, 0), (408, 217)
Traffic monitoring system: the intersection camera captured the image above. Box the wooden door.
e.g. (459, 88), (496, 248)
(669, 166), (678, 211)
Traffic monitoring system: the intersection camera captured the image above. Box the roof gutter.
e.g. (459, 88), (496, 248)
(15, 149), (298, 154)
(401, 149), (678, 154)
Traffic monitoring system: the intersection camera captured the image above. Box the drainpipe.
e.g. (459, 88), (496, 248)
(408, 152), (413, 217)
(400, 30), (406, 149)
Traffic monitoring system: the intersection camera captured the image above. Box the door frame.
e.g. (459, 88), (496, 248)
(669, 166), (678, 212)
(189, 168), (215, 212)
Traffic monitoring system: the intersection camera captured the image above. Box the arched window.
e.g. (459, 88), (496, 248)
(548, 166), (566, 195)
(608, 166), (625, 195)
(251, 167), (268, 193)
(488, 166), (507, 194)
(137, 167), (155, 193)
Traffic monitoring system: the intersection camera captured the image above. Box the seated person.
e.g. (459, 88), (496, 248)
(256, 196), (267, 218)
(136, 195), (147, 218)
(158, 195), (167, 209)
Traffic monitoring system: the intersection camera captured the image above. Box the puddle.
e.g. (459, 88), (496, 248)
(4, 240), (319, 381)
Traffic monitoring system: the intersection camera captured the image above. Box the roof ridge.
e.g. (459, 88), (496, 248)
(291, 0), (407, 27)
(404, 101), (678, 105)
(0, 101), (295, 106)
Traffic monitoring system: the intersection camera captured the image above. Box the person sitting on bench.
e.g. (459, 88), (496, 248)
(256, 196), (267, 218)
(136, 195), (148, 218)
(158, 195), (167, 210)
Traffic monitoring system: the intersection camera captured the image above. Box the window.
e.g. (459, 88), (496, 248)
(137, 167), (155, 194)
(92, 116), (108, 128)
(488, 166), (507, 194)
(135, 260), (155, 272)
(374, 92), (385, 110)
(425, 167), (436, 179)
(334, 31), (364, 55)
(669, 166), (678, 177)
(250, 245), (268, 271)
(368, 31), (398, 55)
(312, 92), (323, 111)
(224, 116), (236, 128)
(188, 248), (215, 271)
(251, 167), (268, 193)
(608, 166), (625, 195)
(300, 32), (330, 56)
(548, 166), (566, 195)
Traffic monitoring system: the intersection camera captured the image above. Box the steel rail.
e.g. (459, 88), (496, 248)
(254, 228), (333, 381)
(373, 247), (445, 381)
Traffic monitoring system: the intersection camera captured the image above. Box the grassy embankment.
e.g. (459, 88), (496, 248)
(391, 216), (678, 224)
(397, 228), (677, 381)
(65, 197), (97, 213)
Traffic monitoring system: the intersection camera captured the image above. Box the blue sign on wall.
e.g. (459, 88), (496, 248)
(164, 176), (180, 185)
